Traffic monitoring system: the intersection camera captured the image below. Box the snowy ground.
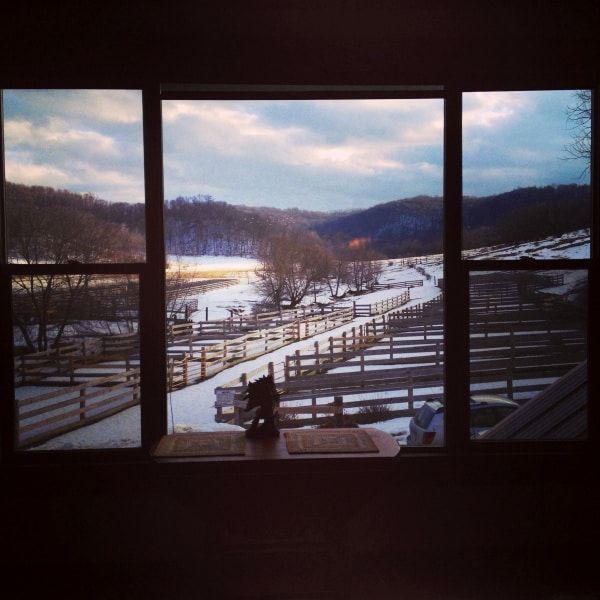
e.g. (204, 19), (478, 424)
(28, 229), (589, 451)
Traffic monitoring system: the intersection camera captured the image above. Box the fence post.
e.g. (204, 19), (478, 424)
(334, 396), (343, 427)
(182, 355), (188, 387)
(295, 349), (301, 376)
(134, 370), (140, 401)
(314, 341), (320, 373)
(79, 388), (86, 421)
(234, 396), (244, 426)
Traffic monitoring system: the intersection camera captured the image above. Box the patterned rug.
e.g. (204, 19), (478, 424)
(152, 431), (246, 457)
(284, 429), (379, 454)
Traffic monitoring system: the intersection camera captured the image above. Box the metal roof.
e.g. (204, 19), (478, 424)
(478, 360), (587, 441)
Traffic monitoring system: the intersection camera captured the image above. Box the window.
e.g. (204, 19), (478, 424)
(1, 89), (148, 452)
(463, 91), (592, 444)
(161, 90), (445, 444)
(0, 85), (595, 460)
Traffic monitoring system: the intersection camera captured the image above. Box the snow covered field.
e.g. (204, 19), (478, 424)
(28, 229), (589, 451)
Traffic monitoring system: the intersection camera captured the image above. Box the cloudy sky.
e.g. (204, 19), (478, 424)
(2, 88), (589, 211)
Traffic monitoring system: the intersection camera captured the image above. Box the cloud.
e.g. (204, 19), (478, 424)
(162, 98), (445, 209)
(463, 91), (530, 128)
(3, 90), (145, 203)
(5, 116), (118, 159)
(462, 90), (586, 197)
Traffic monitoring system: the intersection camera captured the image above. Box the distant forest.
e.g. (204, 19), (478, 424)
(5, 182), (591, 260)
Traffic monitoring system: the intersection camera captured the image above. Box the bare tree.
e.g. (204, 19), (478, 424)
(257, 229), (331, 309)
(325, 254), (350, 299)
(564, 89), (592, 178)
(342, 240), (385, 294)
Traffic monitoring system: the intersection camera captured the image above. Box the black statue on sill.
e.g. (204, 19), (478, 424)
(243, 374), (280, 438)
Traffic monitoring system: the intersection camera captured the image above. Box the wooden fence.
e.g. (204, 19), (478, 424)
(12, 301), (359, 445)
(214, 294), (444, 423)
(166, 277), (237, 320)
(167, 306), (355, 389)
(16, 368), (141, 449)
(14, 333), (139, 385)
(15, 268), (581, 440)
(215, 297), (586, 428)
(167, 303), (347, 345)
(166, 291), (414, 389)
(353, 289), (411, 316)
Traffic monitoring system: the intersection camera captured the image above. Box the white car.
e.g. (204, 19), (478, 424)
(406, 395), (520, 446)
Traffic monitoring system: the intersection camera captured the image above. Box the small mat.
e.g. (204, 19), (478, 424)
(152, 431), (246, 457)
(284, 429), (379, 454)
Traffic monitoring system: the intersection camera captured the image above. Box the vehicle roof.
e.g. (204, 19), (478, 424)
(423, 395), (519, 413)
(470, 394), (520, 408)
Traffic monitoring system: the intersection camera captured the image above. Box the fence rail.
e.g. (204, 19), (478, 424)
(167, 303), (347, 344)
(215, 306), (585, 428)
(14, 333), (140, 385)
(214, 295), (445, 422)
(167, 307), (355, 389)
(17, 368), (141, 449)
(353, 289), (411, 316)
(166, 291), (415, 389)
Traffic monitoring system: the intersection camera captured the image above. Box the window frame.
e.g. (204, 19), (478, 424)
(0, 84), (597, 464)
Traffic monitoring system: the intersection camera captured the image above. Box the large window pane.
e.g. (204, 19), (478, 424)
(470, 269), (588, 442)
(2, 89), (146, 263)
(462, 90), (592, 259)
(12, 273), (141, 450)
(162, 98), (445, 445)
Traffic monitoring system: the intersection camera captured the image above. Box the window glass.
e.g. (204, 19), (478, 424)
(2, 90), (146, 263)
(462, 90), (591, 259)
(162, 98), (444, 446)
(470, 269), (588, 442)
(12, 273), (141, 450)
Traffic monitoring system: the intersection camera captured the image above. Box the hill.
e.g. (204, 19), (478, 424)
(5, 182), (591, 260)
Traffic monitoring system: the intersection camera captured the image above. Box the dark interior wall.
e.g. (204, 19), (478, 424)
(2, 457), (598, 592)
(1, 0), (598, 87)
(2, 457), (598, 559)
(1, 0), (599, 594)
